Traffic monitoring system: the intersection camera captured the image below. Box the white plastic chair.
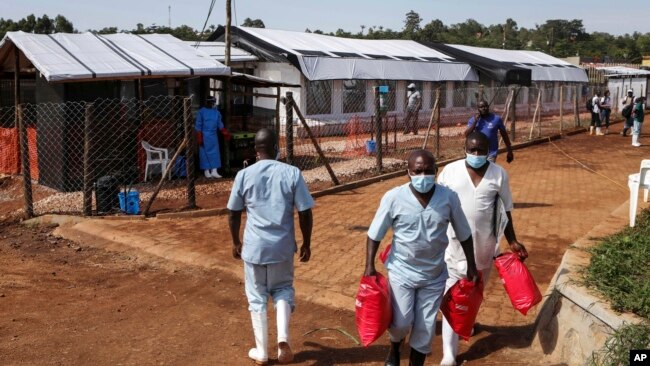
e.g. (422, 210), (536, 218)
(628, 159), (650, 227)
(141, 141), (169, 182)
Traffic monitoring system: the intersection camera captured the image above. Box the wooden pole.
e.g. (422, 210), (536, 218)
(559, 84), (564, 134)
(143, 138), (188, 216)
(285, 91), (294, 165)
(374, 87), (382, 173)
(275, 87), (281, 139)
(509, 87), (517, 142)
(183, 97), (197, 209)
(529, 89), (542, 140)
(435, 87), (441, 158)
(288, 95), (339, 186)
(478, 84), (484, 104)
(15, 46), (33, 218)
(422, 86), (440, 149)
(225, 0), (231, 67)
(574, 85), (580, 127)
(83, 103), (94, 216)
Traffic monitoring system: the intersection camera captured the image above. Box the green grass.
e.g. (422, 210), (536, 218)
(588, 322), (650, 366)
(584, 209), (650, 319)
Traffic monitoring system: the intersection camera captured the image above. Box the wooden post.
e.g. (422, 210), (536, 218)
(183, 97), (197, 209)
(374, 87), (383, 173)
(17, 106), (33, 218)
(15, 47), (33, 218)
(225, 0), (231, 66)
(285, 91), (294, 165)
(423, 86), (440, 150)
(559, 84), (564, 134)
(275, 87), (281, 139)
(143, 138), (188, 216)
(435, 87), (441, 158)
(288, 94), (339, 186)
(615, 87), (620, 113)
(529, 89), (542, 140)
(509, 86), (517, 142)
(574, 85), (580, 127)
(478, 84), (485, 104)
(83, 103), (94, 216)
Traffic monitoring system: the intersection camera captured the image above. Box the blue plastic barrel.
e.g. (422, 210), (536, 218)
(365, 140), (376, 154)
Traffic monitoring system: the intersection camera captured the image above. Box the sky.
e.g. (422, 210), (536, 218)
(2, 0), (650, 36)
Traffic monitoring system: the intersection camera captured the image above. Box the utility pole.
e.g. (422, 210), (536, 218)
(225, 0), (231, 66)
(168, 5), (171, 28)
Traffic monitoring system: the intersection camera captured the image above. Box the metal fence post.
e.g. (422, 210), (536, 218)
(285, 91), (294, 166)
(574, 85), (580, 127)
(83, 103), (94, 216)
(17, 105), (33, 218)
(374, 87), (383, 173)
(509, 86), (517, 142)
(183, 97), (197, 209)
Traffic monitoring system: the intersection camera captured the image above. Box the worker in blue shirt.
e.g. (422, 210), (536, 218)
(228, 128), (314, 365)
(465, 100), (514, 163)
(364, 149), (478, 366)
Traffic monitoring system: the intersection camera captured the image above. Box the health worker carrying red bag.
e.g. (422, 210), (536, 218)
(441, 273), (484, 341)
(355, 273), (392, 347)
(494, 253), (542, 315)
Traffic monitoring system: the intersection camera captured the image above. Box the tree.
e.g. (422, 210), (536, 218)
(34, 15), (54, 34)
(54, 15), (74, 33)
(96, 27), (118, 34)
(241, 18), (265, 28)
(403, 10), (422, 39)
(419, 19), (447, 42)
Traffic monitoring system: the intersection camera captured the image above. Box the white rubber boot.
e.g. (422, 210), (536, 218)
(276, 300), (294, 364)
(632, 134), (641, 147)
(248, 311), (268, 365)
(204, 170), (212, 178)
(440, 316), (458, 366)
(589, 126), (594, 135)
(596, 127), (604, 136)
(210, 168), (222, 178)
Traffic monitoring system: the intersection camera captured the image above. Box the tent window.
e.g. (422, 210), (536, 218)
(332, 52), (362, 58)
(342, 80), (366, 114)
(365, 54), (394, 60)
(422, 57), (446, 62)
(295, 50), (329, 56)
(306, 80), (332, 115)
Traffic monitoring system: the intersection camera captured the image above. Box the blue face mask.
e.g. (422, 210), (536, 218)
(466, 153), (488, 169)
(409, 173), (435, 193)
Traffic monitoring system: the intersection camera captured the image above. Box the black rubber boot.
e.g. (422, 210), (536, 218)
(408, 347), (426, 366)
(384, 341), (402, 366)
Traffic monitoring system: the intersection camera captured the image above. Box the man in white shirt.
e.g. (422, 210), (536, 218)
(403, 83), (422, 135)
(590, 91), (604, 136)
(437, 132), (528, 366)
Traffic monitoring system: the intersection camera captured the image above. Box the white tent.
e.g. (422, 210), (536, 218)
(444, 44), (588, 83)
(184, 41), (257, 63)
(224, 27), (478, 82)
(0, 31), (231, 82)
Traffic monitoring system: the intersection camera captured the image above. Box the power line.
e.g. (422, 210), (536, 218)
(194, 0), (217, 48)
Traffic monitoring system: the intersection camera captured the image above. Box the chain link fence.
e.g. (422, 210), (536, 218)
(2, 83), (624, 218)
(281, 83), (619, 187)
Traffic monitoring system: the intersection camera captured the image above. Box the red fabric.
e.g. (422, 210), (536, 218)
(379, 243), (391, 264)
(0, 126), (39, 179)
(0, 127), (20, 174)
(220, 128), (232, 141)
(494, 253), (542, 315)
(355, 273), (392, 347)
(196, 131), (204, 146)
(441, 273), (484, 341)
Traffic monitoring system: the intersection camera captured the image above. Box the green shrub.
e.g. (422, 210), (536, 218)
(585, 210), (650, 319)
(588, 322), (650, 366)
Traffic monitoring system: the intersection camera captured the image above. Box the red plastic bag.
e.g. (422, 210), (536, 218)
(441, 274), (484, 341)
(379, 243), (391, 264)
(494, 253), (542, 315)
(355, 273), (392, 347)
(196, 131), (204, 146)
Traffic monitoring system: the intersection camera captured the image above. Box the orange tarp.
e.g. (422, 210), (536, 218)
(0, 127), (39, 179)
